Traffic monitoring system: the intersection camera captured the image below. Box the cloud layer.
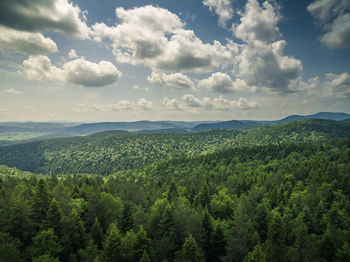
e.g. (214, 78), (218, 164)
(182, 94), (259, 110)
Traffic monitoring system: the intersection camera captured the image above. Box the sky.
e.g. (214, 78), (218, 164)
(0, 0), (349, 122)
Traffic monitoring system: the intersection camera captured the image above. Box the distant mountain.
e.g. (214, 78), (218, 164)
(62, 121), (209, 135)
(192, 112), (350, 131)
(0, 122), (78, 133)
(1, 119), (349, 175)
(277, 112), (350, 123)
(192, 120), (261, 131)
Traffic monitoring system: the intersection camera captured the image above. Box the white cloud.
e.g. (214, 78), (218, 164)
(133, 85), (149, 92)
(162, 97), (182, 111)
(92, 5), (235, 73)
(320, 13), (350, 49)
(182, 94), (203, 107)
(137, 98), (153, 111)
(63, 59), (122, 87)
(182, 94), (259, 110)
(5, 88), (22, 95)
(23, 56), (122, 87)
(230, 0), (302, 93)
(0, 26), (57, 55)
(198, 72), (237, 93)
(307, 0), (350, 49)
(68, 49), (79, 59)
(324, 72), (350, 97)
(113, 100), (133, 111)
(236, 40), (303, 93)
(147, 72), (195, 90)
(290, 72), (350, 98)
(23, 55), (63, 82)
(203, 0), (234, 28)
(232, 0), (281, 43)
(0, 0), (90, 39)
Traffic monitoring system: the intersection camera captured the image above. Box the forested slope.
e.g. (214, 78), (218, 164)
(0, 119), (349, 175)
(1, 138), (349, 261)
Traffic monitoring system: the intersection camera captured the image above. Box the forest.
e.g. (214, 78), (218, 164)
(0, 119), (350, 261)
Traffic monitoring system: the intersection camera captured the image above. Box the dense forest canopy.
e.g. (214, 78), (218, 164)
(0, 119), (349, 175)
(0, 119), (350, 261)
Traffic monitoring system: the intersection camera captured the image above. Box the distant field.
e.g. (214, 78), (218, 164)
(0, 133), (49, 146)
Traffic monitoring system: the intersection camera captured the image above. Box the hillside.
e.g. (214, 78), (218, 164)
(1, 138), (349, 261)
(0, 119), (349, 175)
(192, 120), (261, 131)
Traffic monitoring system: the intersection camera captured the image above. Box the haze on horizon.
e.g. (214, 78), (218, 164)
(0, 0), (349, 122)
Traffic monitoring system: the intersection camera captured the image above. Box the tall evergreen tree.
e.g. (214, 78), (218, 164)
(175, 234), (204, 262)
(46, 199), (63, 234)
(32, 179), (51, 228)
(265, 211), (287, 262)
(103, 224), (122, 262)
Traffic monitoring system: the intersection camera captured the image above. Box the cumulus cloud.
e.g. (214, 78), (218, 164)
(23, 56), (63, 82)
(307, 0), (350, 49)
(162, 97), (182, 111)
(68, 49), (79, 59)
(182, 94), (259, 110)
(0, 26), (57, 55)
(0, 0), (90, 39)
(137, 98), (153, 111)
(232, 0), (281, 43)
(147, 72), (195, 90)
(198, 72), (239, 93)
(291, 72), (350, 97)
(236, 40), (303, 93)
(5, 88), (22, 95)
(324, 72), (350, 97)
(230, 0), (302, 93)
(92, 5), (235, 73)
(182, 94), (203, 108)
(23, 56), (122, 87)
(203, 0), (234, 28)
(63, 59), (121, 87)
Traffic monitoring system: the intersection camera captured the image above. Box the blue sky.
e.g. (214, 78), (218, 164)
(0, 0), (349, 122)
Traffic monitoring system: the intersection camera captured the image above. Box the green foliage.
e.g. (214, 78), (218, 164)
(32, 254), (59, 262)
(0, 232), (23, 262)
(1, 119), (349, 175)
(175, 234), (204, 262)
(0, 126), (350, 261)
(26, 228), (62, 259)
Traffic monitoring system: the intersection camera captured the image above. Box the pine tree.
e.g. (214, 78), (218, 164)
(265, 211), (287, 262)
(175, 234), (204, 262)
(121, 203), (133, 233)
(0, 232), (23, 262)
(46, 199), (63, 234)
(103, 224), (122, 262)
(32, 179), (51, 227)
(243, 244), (266, 262)
(209, 224), (226, 262)
(27, 228), (62, 259)
(139, 250), (151, 262)
(201, 208), (213, 261)
(336, 242), (350, 262)
(91, 217), (103, 248)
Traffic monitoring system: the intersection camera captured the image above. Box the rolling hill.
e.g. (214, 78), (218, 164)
(0, 119), (349, 175)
